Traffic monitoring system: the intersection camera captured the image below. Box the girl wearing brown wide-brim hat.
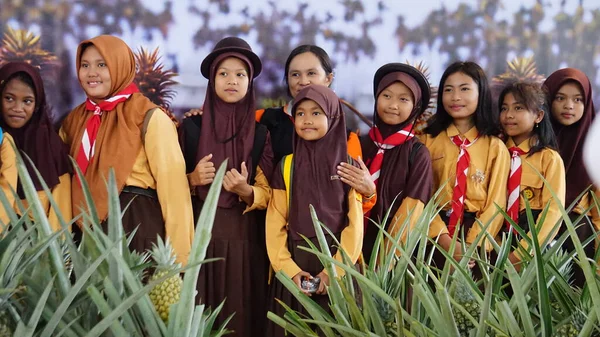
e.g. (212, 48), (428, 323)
(179, 36), (275, 337)
(59, 35), (194, 265)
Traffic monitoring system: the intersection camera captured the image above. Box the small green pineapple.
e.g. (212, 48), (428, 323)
(0, 310), (12, 337)
(148, 237), (182, 322)
(555, 322), (579, 337)
(371, 293), (396, 336)
(129, 250), (150, 280)
(451, 272), (480, 337)
(556, 294), (600, 337)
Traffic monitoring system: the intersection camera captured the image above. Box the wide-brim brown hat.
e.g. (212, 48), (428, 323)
(200, 36), (262, 79)
(373, 63), (431, 114)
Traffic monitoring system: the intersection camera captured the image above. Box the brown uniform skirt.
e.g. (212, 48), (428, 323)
(560, 211), (597, 288)
(266, 235), (340, 337)
(194, 198), (269, 337)
(116, 187), (165, 254)
(74, 186), (165, 256)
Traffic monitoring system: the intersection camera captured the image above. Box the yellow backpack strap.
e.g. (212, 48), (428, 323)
(281, 154), (294, 208)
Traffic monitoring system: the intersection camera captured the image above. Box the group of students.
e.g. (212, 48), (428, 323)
(0, 34), (598, 336)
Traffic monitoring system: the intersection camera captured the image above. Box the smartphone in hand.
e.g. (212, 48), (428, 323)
(301, 276), (321, 293)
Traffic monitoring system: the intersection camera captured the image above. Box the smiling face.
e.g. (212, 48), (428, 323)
(376, 81), (414, 126)
(1, 77), (36, 128)
(551, 81), (585, 126)
(500, 92), (543, 146)
(294, 99), (329, 141)
(442, 71), (479, 122)
(214, 57), (250, 103)
(287, 52), (333, 98)
(78, 45), (112, 101)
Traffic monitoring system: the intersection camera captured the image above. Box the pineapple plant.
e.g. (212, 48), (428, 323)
(129, 249), (151, 280)
(405, 60), (437, 135)
(492, 56), (546, 90)
(555, 304), (595, 337)
(555, 290), (600, 337)
(450, 272), (480, 336)
(148, 236), (183, 322)
(0, 310), (12, 337)
(0, 27), (57, 70)
(134, 47), (179, 125)
(0, 147), (231, 336)
(372, 293), (397, 336)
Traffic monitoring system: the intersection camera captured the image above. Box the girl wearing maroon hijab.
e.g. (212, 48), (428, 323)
(179, 37), (274, 337)
(265, 85), (363, 337)
(360, 63), (446, 262)
(0, 62), (71, 231)
(544, 68), (599, 287)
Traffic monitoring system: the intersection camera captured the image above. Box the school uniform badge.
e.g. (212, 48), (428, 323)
(522, 187), (534, 200)
(471, 169), (485, 183)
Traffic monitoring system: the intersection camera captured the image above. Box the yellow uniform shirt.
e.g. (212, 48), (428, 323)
(240, 166), (271, 214)
(266, 188), (363, 278)
(60, 109), (194, 265)
(0, 133), (18, 229)
(505, 137), (566, 254)
(572, 188), (600, 232)
(420, 125), (510, 249)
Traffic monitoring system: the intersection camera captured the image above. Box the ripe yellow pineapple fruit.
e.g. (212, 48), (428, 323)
(148, 237), (182, 323)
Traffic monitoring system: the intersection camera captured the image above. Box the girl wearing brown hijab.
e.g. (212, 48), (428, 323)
(265, 85), (363, 337)
(59, 35), (194, 265)
(179, 37), (274, 337)
(360, 63), (443, 262)
(0, 62), (71, 232)
(543, 68), (599, 287)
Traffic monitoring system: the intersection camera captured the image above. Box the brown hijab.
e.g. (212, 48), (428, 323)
(272, 85), (349, 239)
(0, 62), (71, 198)
(372, 72), (422, 138)
(543, 68), (596, 205)
(60, 35), (158, 221)
(362, 68), (432, 225)
(194, 50), (272, 208)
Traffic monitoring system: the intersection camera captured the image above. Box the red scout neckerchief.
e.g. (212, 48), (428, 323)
(506, 146), (528, 231)
(365, 124), (415, 219)
(75, 82), (139, 174)
(448, 134), (479, 237)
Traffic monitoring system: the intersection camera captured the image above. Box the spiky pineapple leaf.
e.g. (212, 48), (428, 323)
(0, 27), (57, 70)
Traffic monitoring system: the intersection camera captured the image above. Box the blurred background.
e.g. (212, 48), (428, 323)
(1, 0), (599, 132)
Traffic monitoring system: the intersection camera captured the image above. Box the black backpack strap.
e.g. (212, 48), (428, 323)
(250, 122), (268, 184)
(409, 141), (423, 167)
(259, 107), (281, 131)
(182, 115), (202, 174)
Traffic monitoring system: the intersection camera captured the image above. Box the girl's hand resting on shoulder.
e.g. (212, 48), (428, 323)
(183, 108), (203, 119)
(337, 156), (376, 197)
